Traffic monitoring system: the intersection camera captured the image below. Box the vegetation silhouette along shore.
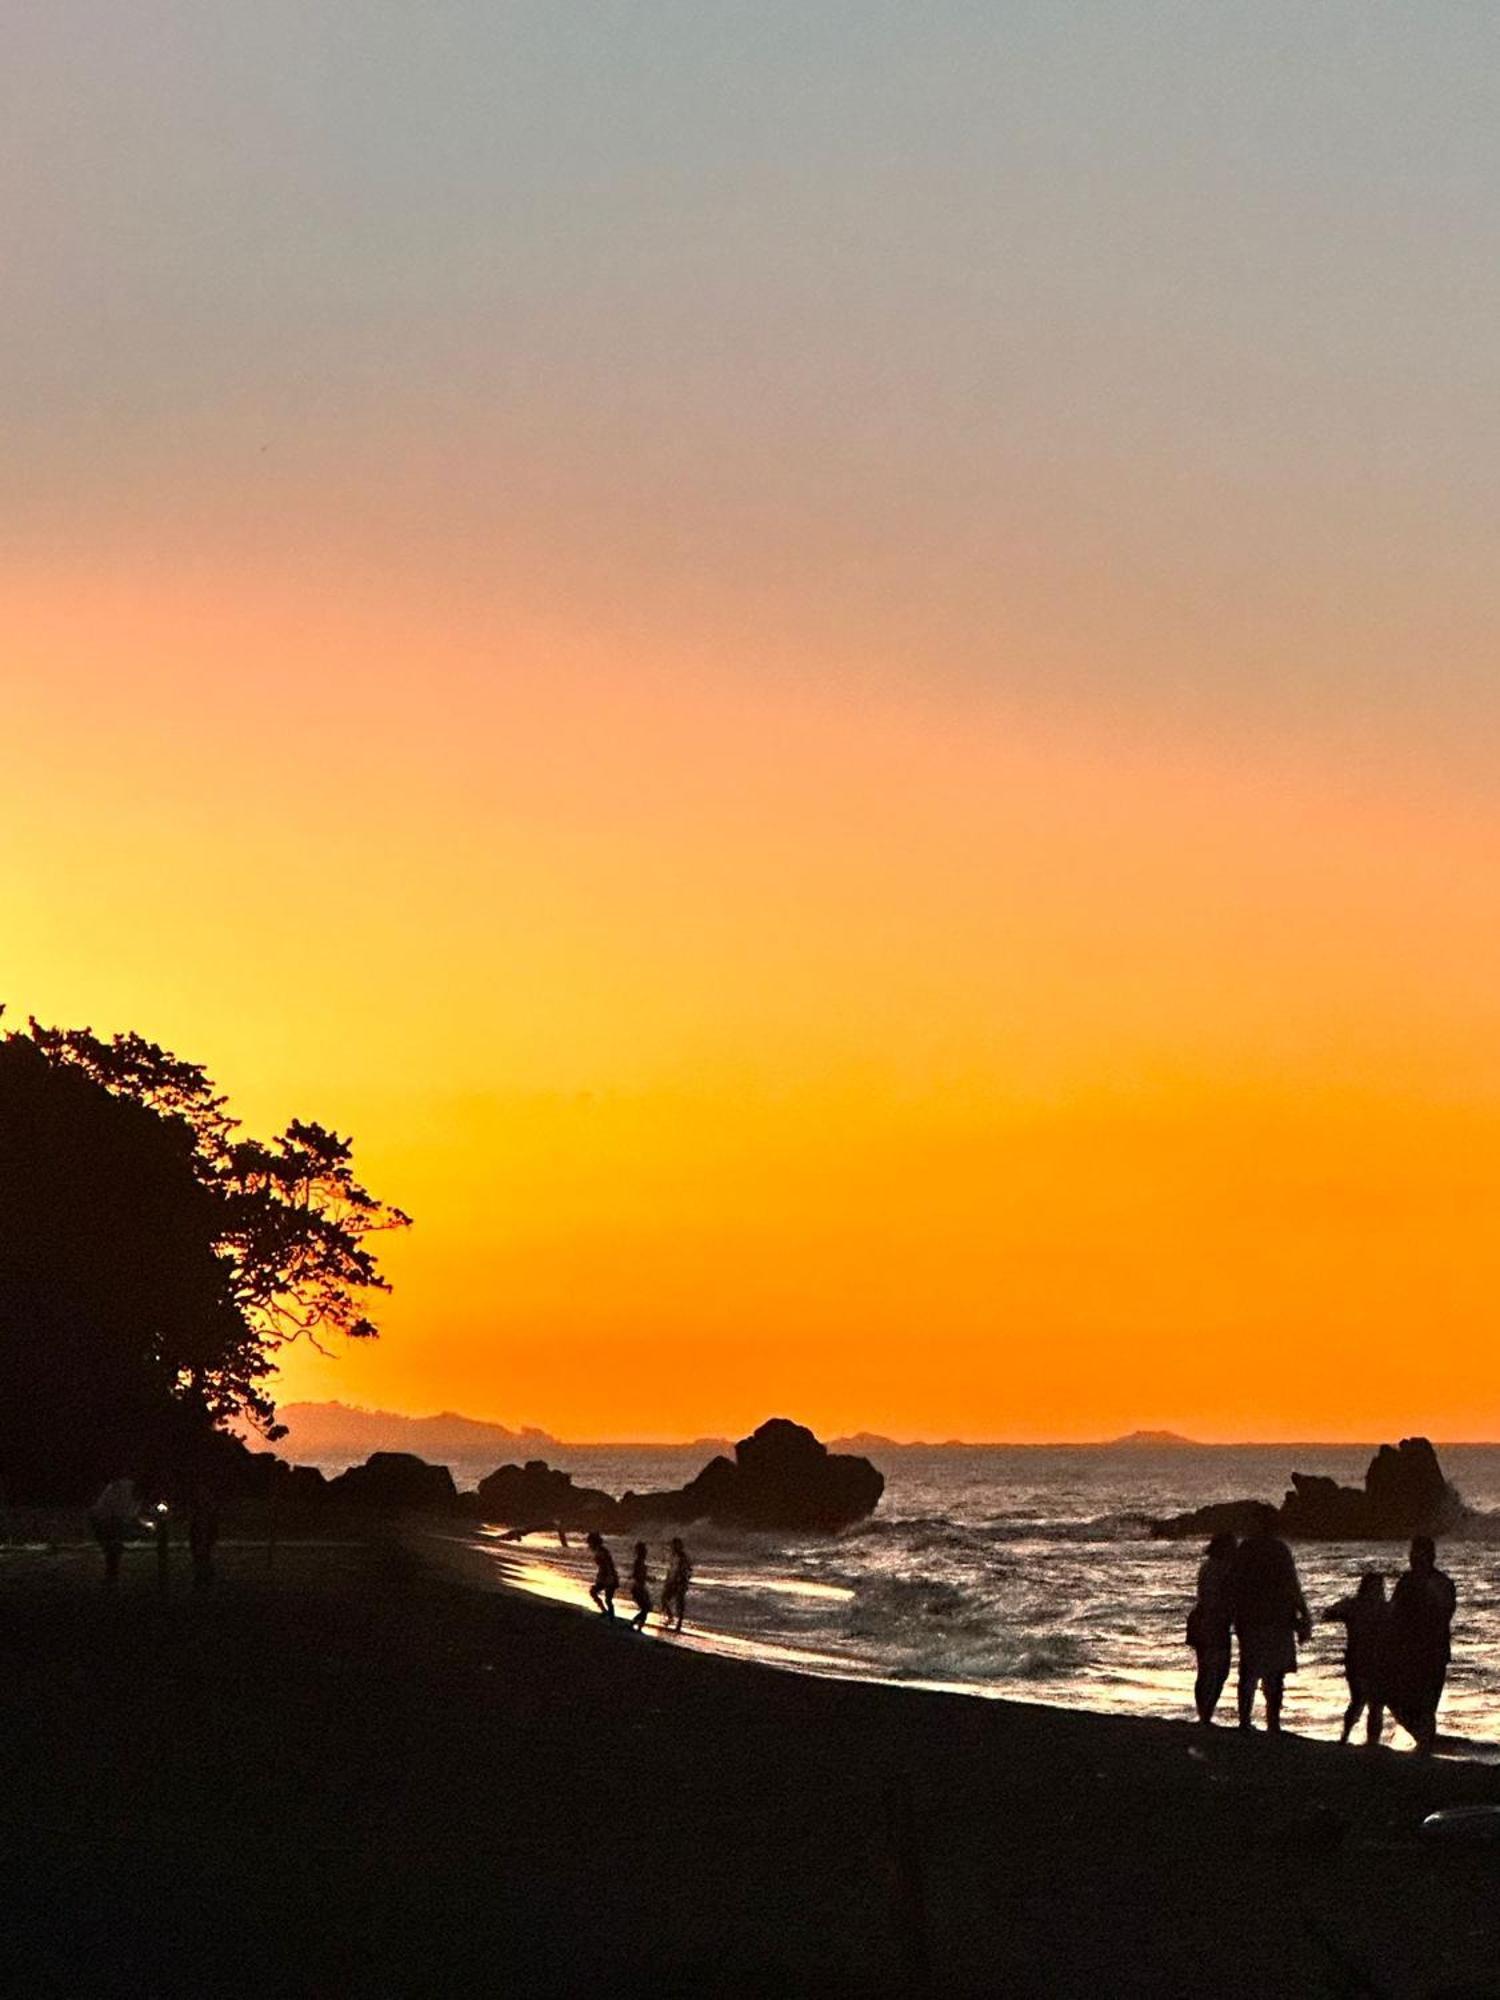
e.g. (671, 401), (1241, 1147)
(0, 1012), (409, 1504)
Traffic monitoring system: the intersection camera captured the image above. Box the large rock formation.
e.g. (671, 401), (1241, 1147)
(626, 1419), (885, 1532)
(239, 1451), (329, 1507)
(474, 1419), (884, 1536)
(326, 1451), (458, 1512)
(1150, 1436), (1464, 1541)
(474, 1460), (619, 1533)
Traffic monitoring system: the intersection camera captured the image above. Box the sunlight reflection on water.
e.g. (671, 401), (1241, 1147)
(462, 1446), (1500, 1758)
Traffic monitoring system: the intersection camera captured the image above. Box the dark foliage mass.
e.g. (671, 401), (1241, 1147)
(0, 1014), (409, 1500)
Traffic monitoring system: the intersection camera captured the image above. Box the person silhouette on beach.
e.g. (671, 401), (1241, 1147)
(586, 1532), (618, 1618)
(87, 1477), (141, 1587)
(1386, 1535), (1456, 1755)
(660, 1537), (692, 1633)
(1187, 1531), (1237, 1725)
(1230, 1505), (1311, 1733)
(1325, 1570), (1389, 1745)
(628, 1541), (653, 1632)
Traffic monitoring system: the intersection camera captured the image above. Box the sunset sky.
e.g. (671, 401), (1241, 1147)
(6, 5), (1500, 1441)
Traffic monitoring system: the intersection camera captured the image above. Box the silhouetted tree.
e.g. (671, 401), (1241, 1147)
(0, 1014), (409, 1499)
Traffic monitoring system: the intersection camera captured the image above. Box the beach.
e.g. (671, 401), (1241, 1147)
(3, 1529), (1499, 1998)
(438, 1440), (1500, 1744)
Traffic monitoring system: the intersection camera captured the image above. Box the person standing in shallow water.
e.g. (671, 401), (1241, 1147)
(1386, 1535), (1456, 1755)
(628, 1541), (653, 1632)
(1230, 1505), (1311, 1733)
(1187, 1532), (1237, 1725)
(586, 1531), (618, 1618)
(660, 1537), (692, 1632)
(1325, 1571), (1389, 1745)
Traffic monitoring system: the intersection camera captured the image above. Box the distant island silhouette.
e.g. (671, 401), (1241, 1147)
(275, 1409), (1213, 1463)
(266, 1402), (734, 1469)
(268, 1401), (564, 1466)
(249, 1406), (1500, 1467)
(1108, 1429), (1200, 1449)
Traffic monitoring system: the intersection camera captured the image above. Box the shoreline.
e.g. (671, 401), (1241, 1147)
(4, 1531), (1500, 1996)
(425, 1522), (1500, 1762)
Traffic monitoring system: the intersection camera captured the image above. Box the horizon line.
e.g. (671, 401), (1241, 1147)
(264, 1408), (1500, 1452)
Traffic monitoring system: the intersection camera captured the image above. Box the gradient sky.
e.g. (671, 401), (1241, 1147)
(6, 4), (1500, 1440)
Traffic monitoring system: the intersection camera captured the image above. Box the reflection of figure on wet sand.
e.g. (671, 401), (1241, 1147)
(586, 1532), (618, 1618)
(1187, 1532), (1236, 1725)
(88, 1477), (140, 1587)
(1230, 1505), (1311, 1734)
(660, 1537), (692, 1633)
(629, 1542), (653, 1632)
(1386, 1536), (1456, 1755)
(1325, 1571), (1388, 1745)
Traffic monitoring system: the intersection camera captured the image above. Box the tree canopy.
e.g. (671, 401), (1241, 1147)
(0, 1015), (410, 1500)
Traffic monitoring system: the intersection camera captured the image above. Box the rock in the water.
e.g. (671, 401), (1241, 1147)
(1362, 1437), (1459, 1536)
(632, 1419), (884, 1532)
(1150, 1436), (1464, 1541)
(476, 1421), (884, 1537)
(326, 1451), (458, 1512)
(1148, 1498), (1278, 1543)
(475, 1459), (619, 1532)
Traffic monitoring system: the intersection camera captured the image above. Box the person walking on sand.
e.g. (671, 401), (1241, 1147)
(586, 1531), (618, 1619)
(1230, 1505), (1311, 1734)
(1325, 1570), (1389, 1745)
(628, 1541), (653, 1632)
(1386, 1535), (1456, 1755)
(1187, 1531), (1237, 1725)
(660, 1537), (692, 1633)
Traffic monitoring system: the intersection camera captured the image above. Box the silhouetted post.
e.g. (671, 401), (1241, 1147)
(266, 1475), (279, 1572)
(883, 1774), (931, 1995)
(188, 1484), (220, 1590)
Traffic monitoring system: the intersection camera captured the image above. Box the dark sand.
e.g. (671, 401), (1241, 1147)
(2, 1529), (1498, 1999)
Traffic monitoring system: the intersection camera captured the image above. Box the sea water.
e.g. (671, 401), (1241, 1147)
(438, 1443), (1500, 1750)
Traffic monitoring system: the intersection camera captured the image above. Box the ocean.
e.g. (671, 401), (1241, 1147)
(397, 1441), (1500, 1749)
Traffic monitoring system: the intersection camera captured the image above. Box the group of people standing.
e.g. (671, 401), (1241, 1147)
(585, 1532), (692, 1634)
(87, 1477), (220, 1591)
(1187, 1504), (1457, 1751)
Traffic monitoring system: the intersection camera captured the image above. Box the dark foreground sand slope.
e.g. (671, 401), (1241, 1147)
(2, 1535), (1499, 2000)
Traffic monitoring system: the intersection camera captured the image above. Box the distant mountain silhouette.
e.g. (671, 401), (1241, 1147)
(264, 1402), (733, 1468)
(1108, 1429), (1199, 1449)
(268, 1401), (561, 1467)
(269, 1408), (1215, 1468)
(829, 1433), (970, 1456)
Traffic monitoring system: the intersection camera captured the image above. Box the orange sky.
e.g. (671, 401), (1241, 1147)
(6, 548), (1500, 1441)
(7, 7), (1500, 1441)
